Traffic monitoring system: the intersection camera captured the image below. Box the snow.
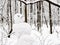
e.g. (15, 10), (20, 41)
(0, 13), (60, 45)
(1, 24), (60, 45)
(12, 23), (60, 45)
(21, 0), (44, 4)
(6, 35), (17, 45)
(16, 34), (41, 45)
(13, 23), (32, 38)
(14, 13), (24, 23)
(13, 13), (32, 38)
(41, 24), (50, 37)
(13, 13), (41, 45)
(44, 33), (60, 45)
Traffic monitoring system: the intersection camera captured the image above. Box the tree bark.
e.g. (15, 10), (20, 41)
(49, 3), (52, 34)
(25, 0), (27, 22)
(8, 0), (13, 38)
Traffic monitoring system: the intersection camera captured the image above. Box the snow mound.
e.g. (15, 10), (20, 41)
(13, 23), (32, 38)
(41, 24), (50, 39)
(16, 34), (41, 45)
(0, 27), (8, 37)
(44, 33), (60, 45)
(6, 35), (17, 45)
(31, 30), (41, 39)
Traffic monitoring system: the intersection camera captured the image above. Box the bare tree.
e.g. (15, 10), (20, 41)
(8, 0), (13, 38)
(37, 1), (41, 31)
(24, 0), (27, 22)
(49, 3), (52, 34)
(7, 0), (10, 34)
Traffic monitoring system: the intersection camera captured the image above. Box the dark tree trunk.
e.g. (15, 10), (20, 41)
(25, 0), (27, 22)
(49, 3), (52, 34)
(8, 0), (13, 38)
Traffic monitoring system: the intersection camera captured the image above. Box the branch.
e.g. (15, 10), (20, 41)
(20, 0), (60, 7)
(45, 0), (60, 7)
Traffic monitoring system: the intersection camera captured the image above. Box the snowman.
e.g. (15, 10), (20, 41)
(13, 13), (32, 38)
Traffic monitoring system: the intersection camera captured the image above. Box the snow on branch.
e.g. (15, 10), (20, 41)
(20, 0), (43, 5)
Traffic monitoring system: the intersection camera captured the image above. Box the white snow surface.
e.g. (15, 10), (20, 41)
(0, 13), (60, 45)
(15, 34), (41, 45)
(0, 24), (60, 45)
(13, 23), (32, 38)
(14, 13), (24, 23)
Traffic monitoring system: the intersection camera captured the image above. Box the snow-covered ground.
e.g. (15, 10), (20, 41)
(0, 13), (60, 45)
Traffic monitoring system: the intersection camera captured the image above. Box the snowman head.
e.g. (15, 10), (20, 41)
(14, 13), (24, 23)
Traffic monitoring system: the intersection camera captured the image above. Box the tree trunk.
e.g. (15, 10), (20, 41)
(49, 3), (52, 34)
(37, 2), (41, 31)
(25, 0), (27, 22)
(7, 0), (10, 34)
(8, 0), (13, 38)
